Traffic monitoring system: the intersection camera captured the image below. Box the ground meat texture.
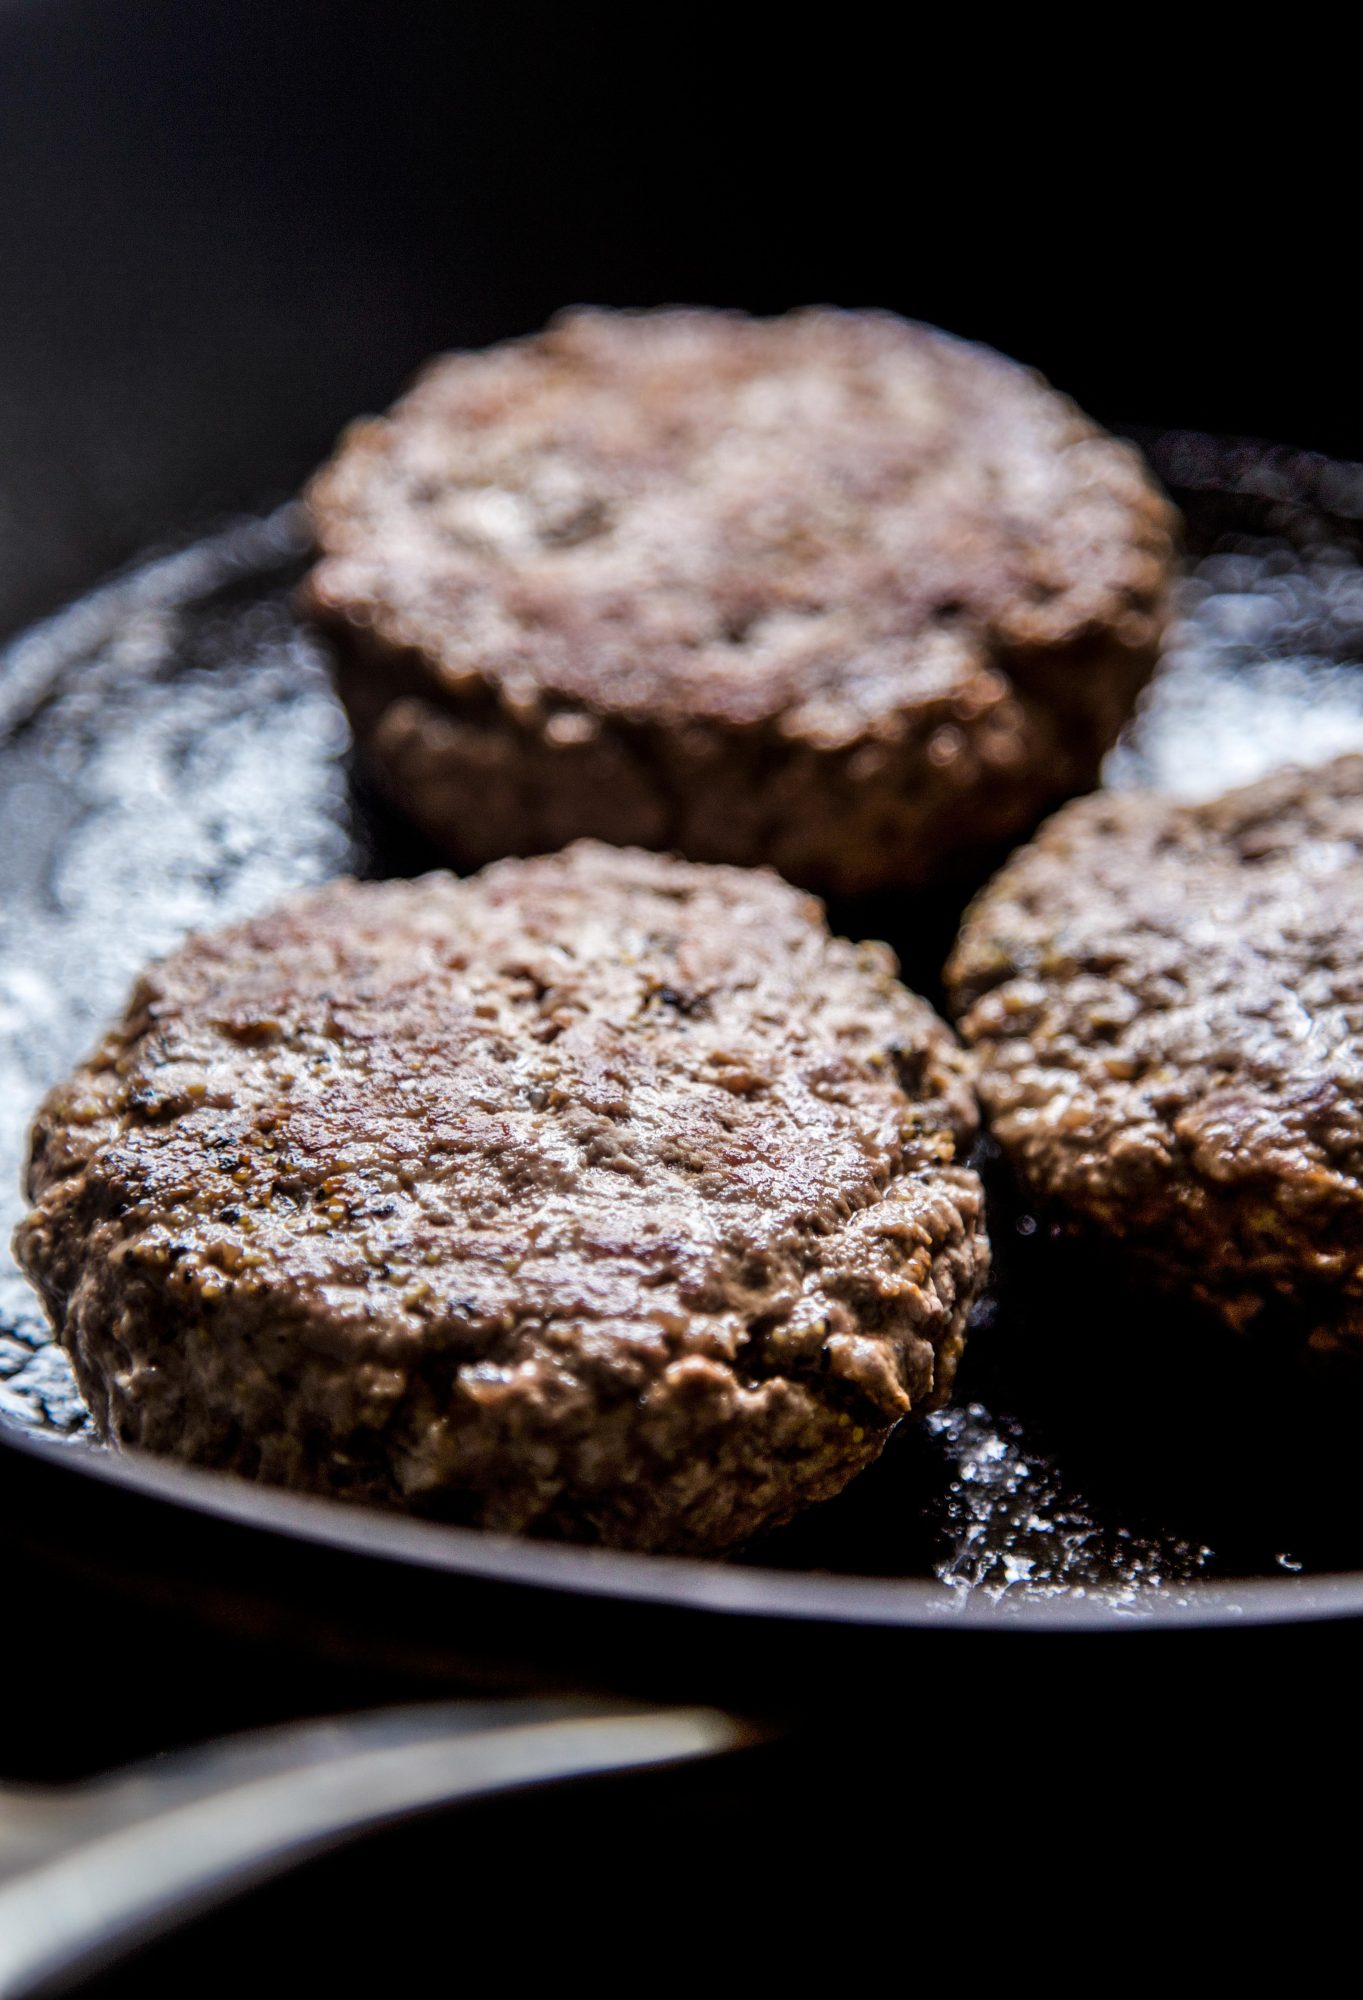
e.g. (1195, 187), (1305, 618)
(15, 843), (988, 1553)
(303, 308), (1176, 895)
(947, 755), (1363, 1355)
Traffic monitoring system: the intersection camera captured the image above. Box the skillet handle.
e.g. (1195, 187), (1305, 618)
(0, 1697), (750, 1997)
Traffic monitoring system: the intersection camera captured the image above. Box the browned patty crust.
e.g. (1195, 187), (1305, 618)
(948, 755), (1363, 1354)
(16, 843), (988, 1553)
(304, 308), (1176, 894)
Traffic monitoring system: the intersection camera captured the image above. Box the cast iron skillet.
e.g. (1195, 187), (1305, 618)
(6, 0), (1363, 1740)
(8, 431), (1363, 1716)
(4, 13), (1363, 1992)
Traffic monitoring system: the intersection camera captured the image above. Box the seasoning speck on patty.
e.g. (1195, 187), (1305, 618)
(947, 754), (1363, 1355)
(15, 843), (988, 1553)
(305, 307), (1176, 894)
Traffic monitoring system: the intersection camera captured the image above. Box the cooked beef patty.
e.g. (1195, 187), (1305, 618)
(947, 755), (1363, 1354)
(304, 308), (1176, 894)
(15, 843), (987, 1553)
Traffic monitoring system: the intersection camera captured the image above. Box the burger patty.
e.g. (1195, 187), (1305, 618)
(947, 755), (1363, 1354)
(15, 843), (988, 1553)
(304, 308), (1176, 894)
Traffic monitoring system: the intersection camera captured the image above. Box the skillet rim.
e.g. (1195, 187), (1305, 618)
(7, 1418), (1363, 1636)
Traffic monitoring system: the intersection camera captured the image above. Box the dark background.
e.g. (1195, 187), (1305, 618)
(0, 1), (1354, 641)
(0, 7), (1355, 1985)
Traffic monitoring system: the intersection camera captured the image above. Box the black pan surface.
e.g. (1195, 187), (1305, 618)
(7, 430), (1363, 1668)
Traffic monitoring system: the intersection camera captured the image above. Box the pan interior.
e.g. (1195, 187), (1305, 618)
(6, 434), (1363, 1610)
